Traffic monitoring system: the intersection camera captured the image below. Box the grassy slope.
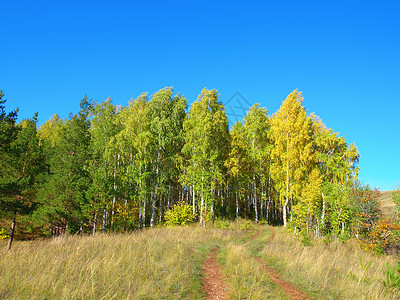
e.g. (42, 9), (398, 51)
(0, 226), (232, 299)
(1, 223), (400, 299)
(380, 191), (396, 218)
(261, 226), (400, 299)
(0, 224), (286, 299)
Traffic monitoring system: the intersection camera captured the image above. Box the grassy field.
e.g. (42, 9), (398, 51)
(1, 222), (400, 299)
(380, 191), (396, 219)
(261, 226), (400, 299)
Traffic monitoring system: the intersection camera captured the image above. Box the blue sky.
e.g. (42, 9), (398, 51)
(1, 1), (399, 190)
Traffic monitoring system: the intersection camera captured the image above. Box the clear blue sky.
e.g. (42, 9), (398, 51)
(1, 1), (399, 190)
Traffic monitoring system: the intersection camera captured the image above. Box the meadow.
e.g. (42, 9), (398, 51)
(1, 221), (399, 299)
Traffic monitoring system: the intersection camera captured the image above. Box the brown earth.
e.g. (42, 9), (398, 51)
(201, 248), (228, 300)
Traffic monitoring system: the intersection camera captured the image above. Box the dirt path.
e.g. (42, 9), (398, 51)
(254, 227), (310, 300)
(248, 226), (261, 242)
(201, 248), (228, 300)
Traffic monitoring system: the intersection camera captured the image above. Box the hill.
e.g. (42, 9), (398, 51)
(1, 223), (400, 299)
(379, 191), (396, 218)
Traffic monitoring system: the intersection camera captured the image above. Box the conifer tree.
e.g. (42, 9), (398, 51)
(35, 96), (93, 235)
(0, 90), (45, 249)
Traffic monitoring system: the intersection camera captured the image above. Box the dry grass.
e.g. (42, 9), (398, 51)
(219, 226), (289, 299)
(2, 223), (399, 299)
(0, 226), (247, 300)
(380, 191), (396, 219)
(261, 226), (400, 299)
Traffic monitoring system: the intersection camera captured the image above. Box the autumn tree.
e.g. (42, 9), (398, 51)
(88, 97), (122, 233)
(270, 90), (313, 227)
(181, 88), (230, 226)
(146, 87), (187, 227)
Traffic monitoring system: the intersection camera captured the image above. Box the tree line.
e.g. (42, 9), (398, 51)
(2, 87), (385, 250)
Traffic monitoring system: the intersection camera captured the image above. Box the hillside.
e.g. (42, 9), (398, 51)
(379, 191), (396, 218)
(1, 223), (400, 299)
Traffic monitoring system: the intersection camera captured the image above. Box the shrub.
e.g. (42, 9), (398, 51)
(0, 228), (8, 239)
(358, 218), (400, 254)
(214, 219), (230, 229)
(240, 220), (253, 230)
(164, 202), (194, 227)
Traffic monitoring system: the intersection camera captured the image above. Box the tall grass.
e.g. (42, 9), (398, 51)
(261, 226), (400, 299)
(2, 223), (398, 299)
(219, 226), (289, 299)
(0, 226), (247, 299)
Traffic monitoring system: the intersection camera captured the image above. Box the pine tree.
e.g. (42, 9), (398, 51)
(35, 96), (93, 235)
(0, 90), (45, 249)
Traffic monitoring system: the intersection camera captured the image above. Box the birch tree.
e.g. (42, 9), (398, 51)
(270, 90), (313, 227)
(182, 88), (230, 226)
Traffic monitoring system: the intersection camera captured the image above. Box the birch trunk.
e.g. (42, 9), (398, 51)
(236, 192), (239, 221)
(93, 212), (97, 235)
(102, 206), (107, 233)
(7, 215), (16, 251)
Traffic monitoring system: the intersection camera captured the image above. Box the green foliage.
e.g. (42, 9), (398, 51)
(359, 257), (372, 272)
(323, 233), (333, 246)
(214, 219), (231, 229)
(0, 228), (9, 239)
(240, 220), (253, 230)
(348, 182), (382, 238)
(383, 261), (400, 290)
(300, 231), (313, 246)
(164, 202), (194, 227)
(0, 88), (365, 240)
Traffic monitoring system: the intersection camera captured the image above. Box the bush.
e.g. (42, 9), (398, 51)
(0, 228), (8, 239)
(164, 202), (194, 227)
(214, 219), (230, 229)
(240, 220), (253, 230)
(358, 218), (400, 254)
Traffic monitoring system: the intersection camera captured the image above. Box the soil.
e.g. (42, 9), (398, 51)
(201, 248), (228, 300)
(255, 227), (310, 300)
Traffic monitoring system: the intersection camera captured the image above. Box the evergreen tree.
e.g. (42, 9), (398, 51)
(35, 96), (93, 235)
(0, 90), (45, 249)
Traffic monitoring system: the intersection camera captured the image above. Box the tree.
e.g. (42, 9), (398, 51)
(242, 104), (270, 223)
(270, 90), (313, 227)
(311, 114), (359, 235)
(0, 90), (45, 249)
(146, 87), (187, 227)
(88, 97), (122, 233)
(181, 88), (230, 226)
(115, 93), (152, 229)
(35, 96), (93, 235)
(225, 121), (251, 220)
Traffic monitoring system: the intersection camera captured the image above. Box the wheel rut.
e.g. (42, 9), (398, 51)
(252, 227), (310, 300)
(201, 248), (228, 300)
